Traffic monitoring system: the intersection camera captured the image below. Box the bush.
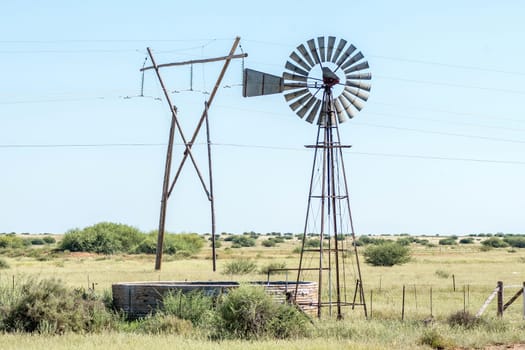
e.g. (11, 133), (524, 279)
(396, 237), (414, 246)
(43, 237), (56, 244)
(267, 303), (311, 339)
(503, 237), (525, 248)
(438, 238), (457, 246)
(222, 259), (257, 275)
(214, 285), (310, 340)
(259, 262), (286, 275)
(230, 235), (256, 248)
(1, 278), (113, 333)
(162, 290), (214, 326)
(481, 237), (509, 248)
(447, 310), (480, 329)
(30, 238), (45, 245)
(262, 239), (276, 247)
(363, 242), (411, 266)
(59, 222), (143, 254)
(0, 235), (29, 249)
(419, 329), (452, 349)
(167, 233), (204, 255)
(459, 237), (474, 244)
(0, 258), (9, 269)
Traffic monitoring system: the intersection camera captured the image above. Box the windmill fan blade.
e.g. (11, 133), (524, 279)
(284, 88), (310, 102)
(297, 44), (315, 67)
(305, 100), (321, 123)
(346, 72), (372, 80)
(289, 93), (313, 111)
(344, 86), (369, 101)
(341, 91), (364, 111)
(340, 52), (364, 71)
(317, 36), (326, 62)
(283, 72), (308, 82)
(346, 80), (371, 91)
(307, 39), (320, 64)
(333, 98), (346, 124)
(335, 44), (356, 68)
(285, 61), (309, 77)
(326, 36), (336, 62)
(338, 95), (356, 118)
(344, 61), (370, 74)
(290, 52), (312, 71)
(283, 82), (308, 90)
(297, 95), (318, 118)
(331, 38), (347, 64)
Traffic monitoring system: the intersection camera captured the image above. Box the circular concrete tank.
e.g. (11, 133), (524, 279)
(112, 281), (317, 319)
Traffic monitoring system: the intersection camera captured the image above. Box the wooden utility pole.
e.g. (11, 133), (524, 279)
(142, 37), (247, 271)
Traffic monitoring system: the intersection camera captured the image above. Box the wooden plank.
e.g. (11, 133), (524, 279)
(476, 287), (499, 317)
(503, 288), (524, 311)
(141, 53), (248, 71)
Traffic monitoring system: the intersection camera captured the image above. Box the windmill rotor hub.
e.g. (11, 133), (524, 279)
(322, 67), (339, 88)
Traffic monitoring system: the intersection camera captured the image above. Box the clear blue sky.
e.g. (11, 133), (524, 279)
(1, 1), (525, 235)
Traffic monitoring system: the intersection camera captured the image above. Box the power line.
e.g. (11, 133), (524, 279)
(370, 55), (525, 76)
(354, 121), (525, 145)
(376, 75), (525, 96)
(1, 141), (524, 166)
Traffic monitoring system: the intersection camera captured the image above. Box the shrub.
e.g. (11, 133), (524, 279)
(167, 233), (204, 254)
(213, 285), (309, 340)
(396, 237), (414, 246)
(1, 278), (113, 333)
(30, 238), (45, 245)
(305, 238), (321, 248)
(222, 259), (257, 275)
(59, 222), (143, 254)
(43, 237), (56, 244)
(262, 239), (276, 247)
(419, 329), (452, 349)
(503, 236), (525, 248)
(259, 262), (286, 275)
(481, 237), (509, 248)
(0, 235), (29, 249)
(459, 237), (474, 244)
(438, 238), (457, 246)
(267, 303), (311, 339)
(230, 235), (256, 248)
(0, 258), (9, 269)
(363, 242), (411, 266)
(447, 310), (480, 329)
(162, 290), (214, 326)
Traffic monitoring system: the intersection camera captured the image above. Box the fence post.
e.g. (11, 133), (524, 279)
(402, 285), (406, 321)
(370, 290), (373, 319)
(452, 274), (456, 292)
(430, 286), (433, 316)
(497, 281), (503, 317)
(522, 281), (525, 320)
(463, 285), (466, 312)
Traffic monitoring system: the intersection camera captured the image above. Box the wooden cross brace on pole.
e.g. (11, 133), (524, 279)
(143, 37), (247, 271)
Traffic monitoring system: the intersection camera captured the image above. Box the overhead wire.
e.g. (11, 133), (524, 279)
(1, 141), (524, 166)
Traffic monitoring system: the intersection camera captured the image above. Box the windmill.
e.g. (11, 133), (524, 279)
(243, 36), (371, 319)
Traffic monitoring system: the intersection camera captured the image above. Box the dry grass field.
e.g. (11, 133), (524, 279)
(1, 233), (525, 349)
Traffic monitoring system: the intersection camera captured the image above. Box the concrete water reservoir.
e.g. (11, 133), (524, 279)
(112, 280), (318, 319)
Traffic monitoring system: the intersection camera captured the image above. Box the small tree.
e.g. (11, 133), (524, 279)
(363, 242), (411, 266)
